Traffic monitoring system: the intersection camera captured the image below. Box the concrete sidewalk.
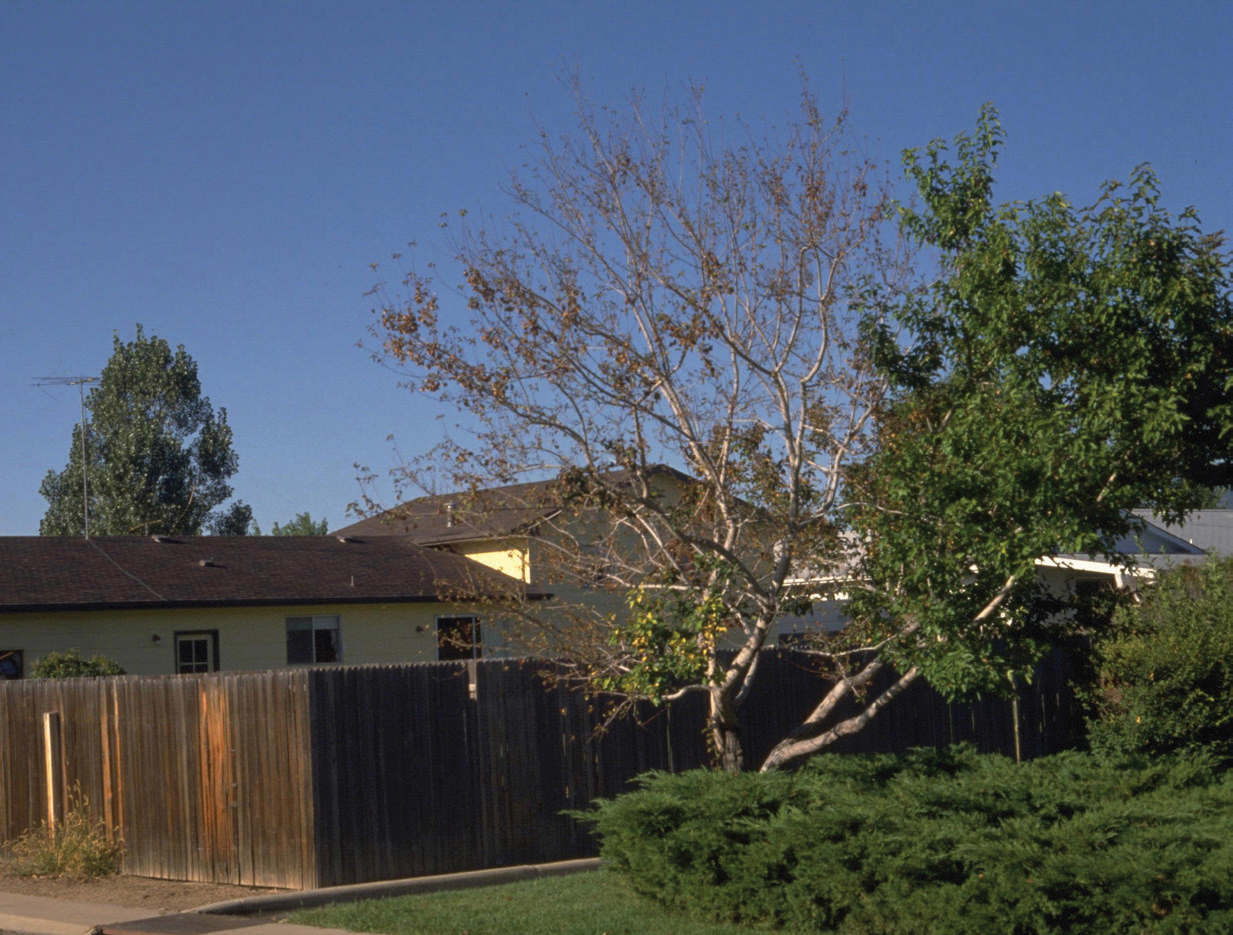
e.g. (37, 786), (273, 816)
(0, 890), (155, 935)
(0, 890), (349, 935)
(0, 858), (601, 935)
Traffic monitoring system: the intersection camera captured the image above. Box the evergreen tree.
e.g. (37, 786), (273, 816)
(40, 325), (243, 536)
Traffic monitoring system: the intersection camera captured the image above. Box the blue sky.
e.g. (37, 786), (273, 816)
(2, 1), (1229, 535)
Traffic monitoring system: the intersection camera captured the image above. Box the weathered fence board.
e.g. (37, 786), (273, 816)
(0, 649), (1084, 888)
(0, 672), (315, 888)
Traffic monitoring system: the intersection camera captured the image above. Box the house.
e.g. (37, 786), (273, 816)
(334, 467), (696, 624)
(340, 476), (1214, 646)
(1036, 514), (1209, 585)
(770, 515), (1209, 641)
(334, 478), (560, 584)
(0, 534), (539, 678)
(0, 468), (694, 680)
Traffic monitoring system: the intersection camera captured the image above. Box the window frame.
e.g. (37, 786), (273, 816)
(173, 630), (220, 674)
(435, 615), (481, 661)
(0, 649), (23, 680)
(285, 614), (342, 665)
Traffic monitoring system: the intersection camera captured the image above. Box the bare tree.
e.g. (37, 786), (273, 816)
(369, 82), (911, 771)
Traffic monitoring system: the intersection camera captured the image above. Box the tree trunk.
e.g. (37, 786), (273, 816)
(760, 666), (921, 771)
(709, 686), (745, 772)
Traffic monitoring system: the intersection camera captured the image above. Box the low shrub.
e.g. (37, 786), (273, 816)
(3, 785), (123, 878)
(1086, 557), (1233, 758)
(30, 649), (125, 678)
(584, 747), (1233, 934)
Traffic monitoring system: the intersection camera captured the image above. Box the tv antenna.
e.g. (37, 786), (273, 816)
(33, 375), (99, 538)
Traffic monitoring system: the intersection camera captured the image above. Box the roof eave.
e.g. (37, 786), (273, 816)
(0, 593), (510, 615)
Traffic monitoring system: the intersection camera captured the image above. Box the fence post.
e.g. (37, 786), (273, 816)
(43, 711), (64, 835)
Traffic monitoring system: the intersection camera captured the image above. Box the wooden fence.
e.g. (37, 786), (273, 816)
(0, 672), (314, 887)
(0, 650), (1085, 889)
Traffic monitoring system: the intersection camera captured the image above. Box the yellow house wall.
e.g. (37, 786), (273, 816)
(0, 601), (505, 676)
(451, 539), (530, 583)
(439, 471), (691, 595)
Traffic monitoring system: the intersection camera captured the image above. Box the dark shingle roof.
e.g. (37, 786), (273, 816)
(0, 536), (530, 613)
(335, 480), (562, 544)
(334, 465), (693, 545)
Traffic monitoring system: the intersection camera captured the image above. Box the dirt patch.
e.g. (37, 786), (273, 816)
(0, 867), (287, 913)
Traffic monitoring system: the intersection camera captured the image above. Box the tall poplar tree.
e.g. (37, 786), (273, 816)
(39, 326), (245, 536)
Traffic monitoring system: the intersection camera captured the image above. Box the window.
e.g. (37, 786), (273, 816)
(286, 615), (341, 665)
(1071, 578), (1117, 629)
(174, 631), (219, 674)
(0, 650), (22, 680)
(436, 615), (481, 661)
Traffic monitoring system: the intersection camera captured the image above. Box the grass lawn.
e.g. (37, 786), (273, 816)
(288, 869), (808, 935)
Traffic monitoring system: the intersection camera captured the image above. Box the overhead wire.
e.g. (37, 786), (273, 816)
(86, 538), (168, 602)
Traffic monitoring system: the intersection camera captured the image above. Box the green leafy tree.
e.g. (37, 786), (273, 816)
(40, 326), (244, 537)
(30, 649), (125, 678)
(1087, 557), (1233, 757)
(270, 512), (330, 536)
(761, 107), (1233, 768)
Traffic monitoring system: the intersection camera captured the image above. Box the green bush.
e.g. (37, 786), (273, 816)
(30, 649), (125, 678)
(3, 785), (123, 878)
(584, 747), (1233, 934)
(1086, 557), (1233, 757)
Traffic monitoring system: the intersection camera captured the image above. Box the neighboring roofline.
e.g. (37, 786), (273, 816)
(335, 463), (698, 542)
(335, 506), (557, 544)
(1130, 507), (1233, 557)
(1126, 511), (1209, 554)
(0, 587), (557, 615)
(401, 463), (693, 501)
(1036, 555), (1157, 580)
(0, 594), (453, 615)
(0, 534), (547, 614)
(790, 557), (1158, 589)
(412, 525), (551, 547)
(789, 546), (1200, 592)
